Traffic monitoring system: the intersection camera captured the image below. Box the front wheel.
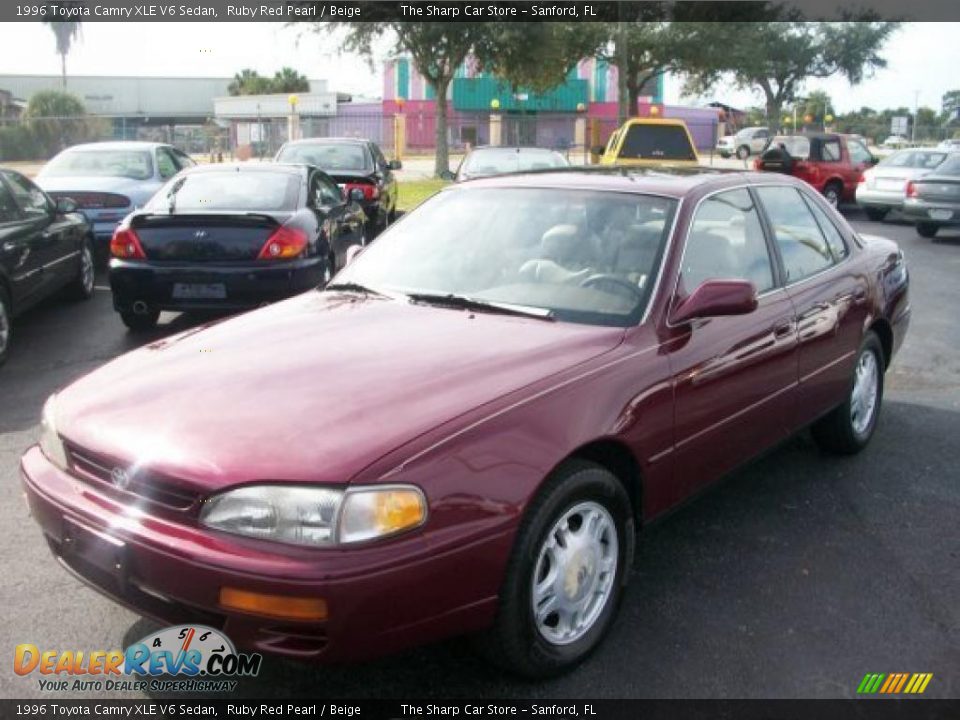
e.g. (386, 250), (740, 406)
(120, 308), (160, 332)
(736, 145), (750, 160)
(916, 222), (939, 239)
(475, 460), (633, 678)
(0, 285), (11, 366)
(812, 332), (884, 454)
(66, 238), (95, 300)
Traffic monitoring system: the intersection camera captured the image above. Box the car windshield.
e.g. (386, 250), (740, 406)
(146, 171), (301, 212)
(619, 124), (697, 161)
(881, 150), (948, 169)
(276, 143), (370, 171)
(769, 136), (811, 159)
(462, 149), (568, 176)
(334, 187), (677, 326)
(41, 149), (154, 181)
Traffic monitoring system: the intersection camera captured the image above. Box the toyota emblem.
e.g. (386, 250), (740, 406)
(194, 230), (208, 240)
(110, 466), (131, 490)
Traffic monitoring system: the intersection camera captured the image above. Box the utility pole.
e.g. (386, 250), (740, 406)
(912, 89), (920, 143)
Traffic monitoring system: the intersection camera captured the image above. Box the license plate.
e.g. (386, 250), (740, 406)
(876, 179), (903, 191)
(172, 283), (226, 300)
(62, 518), (126, 581)
(929, 209), (953, 220)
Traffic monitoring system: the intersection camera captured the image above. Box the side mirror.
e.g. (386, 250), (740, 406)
(345, 244), (364, 266)
(56, 197), (78, 214)
(438, 170), (455, 182)
(671, 279), (758, 325)
(869, 155), (880, 165)
(388, 159), (402, 170)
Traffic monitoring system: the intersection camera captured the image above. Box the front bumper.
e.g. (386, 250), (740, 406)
(903, 198), (960, 225)
(109, 257), (327, 313)
(20, 446), (509, 662)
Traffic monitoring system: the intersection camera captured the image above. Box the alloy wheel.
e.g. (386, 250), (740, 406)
(81, 245), (94, 294)
(531, 501), (619, 646)
(0, 297), (8, 356)
(851, 349), (879, 436)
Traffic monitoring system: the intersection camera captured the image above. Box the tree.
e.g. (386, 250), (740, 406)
(271, 67), (310, 94)
(684, 22), (899, 133)
(24, 90), (89, 156)
(228, 69), (272, 96)
(43, 21), (82, 89)
(332, 23), (490, 177)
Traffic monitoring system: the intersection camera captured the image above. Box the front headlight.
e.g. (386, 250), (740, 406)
(39, 395), (68, 471)
(200, 484), (427, 547)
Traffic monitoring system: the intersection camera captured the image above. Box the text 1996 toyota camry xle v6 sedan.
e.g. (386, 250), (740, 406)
(21, 169), (910, 677)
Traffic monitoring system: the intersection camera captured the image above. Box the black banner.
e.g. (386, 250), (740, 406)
(4, 0), (960, 23)
(2, 700), (960, 720)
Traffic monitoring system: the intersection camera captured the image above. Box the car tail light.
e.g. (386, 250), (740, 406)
(906, 181), (918, 198)
(344, 183), (379, 201)
(753, 158), (762, 170)
(257, 226), (308, 260)
(110, 227), (146, 259)
(53, 191), (130, 209)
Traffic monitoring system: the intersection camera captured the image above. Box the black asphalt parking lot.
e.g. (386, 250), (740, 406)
(0, 211), (957, 700)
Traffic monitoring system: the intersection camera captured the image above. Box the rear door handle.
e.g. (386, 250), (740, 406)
(773, 321), (795, 339)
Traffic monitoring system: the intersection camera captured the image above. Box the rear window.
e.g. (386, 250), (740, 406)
(881, 151), (948, 169)
(769, 136), (811, 159)
(277, 143), (370, 171)
(42, 150), (154, 181)
(618, 124), (696, 161)
(462, 149), (568, 176)
(936, 156), (960, 176)
(147, 171), (301, 212)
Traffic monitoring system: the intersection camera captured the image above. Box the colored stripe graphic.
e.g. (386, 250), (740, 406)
(858, 673), (933, 694)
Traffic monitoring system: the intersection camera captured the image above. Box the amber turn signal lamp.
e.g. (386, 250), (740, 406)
(219, 587), (328, 621)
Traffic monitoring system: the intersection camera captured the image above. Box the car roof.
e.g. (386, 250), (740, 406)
(60, 141), (171, 152)
(282, 137), (370, 146)
(468, 146), (563, 152)
(180, 162), (306, 176)
(446, 166), (787, 198)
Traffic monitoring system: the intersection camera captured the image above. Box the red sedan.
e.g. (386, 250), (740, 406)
(21, 168), (910, 677)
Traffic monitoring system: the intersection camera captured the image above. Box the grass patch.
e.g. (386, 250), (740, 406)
(397, 179), (450, 212)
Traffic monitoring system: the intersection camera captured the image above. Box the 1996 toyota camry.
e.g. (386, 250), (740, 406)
(21, 169), (910, 677)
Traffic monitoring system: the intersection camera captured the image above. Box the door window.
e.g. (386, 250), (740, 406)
(757, 186), (835, 282)
(3, 171), (50, 219)
(172, 149), (197, 169)
(820, 139), (842, 162)
(848, 140), (873, 165)
(682, 189), (775, 293)
(310, 173), (342, 207)
(803, 195), (849, 261)
(0, 181), (19, 222)
(156, 148), (179, 179)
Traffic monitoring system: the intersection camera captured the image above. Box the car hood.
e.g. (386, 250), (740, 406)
(55, 291), (624, 491)
(36, 175), (161, 200)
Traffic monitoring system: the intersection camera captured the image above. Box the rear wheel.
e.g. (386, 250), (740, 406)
(120, 308), (160, 331)
(916, 222), (939, 239)
(66, 238), (95, 300)
(736, 145), (750, 160)
(864, 207), (889, 222)
(475, 460), (632, 678)
(0, 286), (11, 366)
(822, 182), (842, 208)
(812, 332), (884, 455)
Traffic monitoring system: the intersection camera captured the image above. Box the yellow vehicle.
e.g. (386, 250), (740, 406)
(597, 118), (700, 167)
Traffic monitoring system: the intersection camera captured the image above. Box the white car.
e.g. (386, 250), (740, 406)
(730, 126), (771, 159)
(882, 135), (909, 149)
(937, 138), (960, 151)
(856, 147), (956, 221)
(715, 135), (735, 157)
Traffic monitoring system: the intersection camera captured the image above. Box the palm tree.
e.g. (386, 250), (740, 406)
(271, 67), (310, 94)
(43, 21), (82, 89)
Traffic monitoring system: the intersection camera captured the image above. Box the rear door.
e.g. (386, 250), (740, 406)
(666, 187), (798, 503)
(754, 184), (869, 429)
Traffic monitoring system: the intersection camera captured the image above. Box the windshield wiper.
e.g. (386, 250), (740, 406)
(406, 292), (554, 321)
(324, 281), (390, 297)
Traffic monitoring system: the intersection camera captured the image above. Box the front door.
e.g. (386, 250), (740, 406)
(664, 187), (799, 504)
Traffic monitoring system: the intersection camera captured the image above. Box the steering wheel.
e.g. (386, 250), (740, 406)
(579, 273), (644, 300)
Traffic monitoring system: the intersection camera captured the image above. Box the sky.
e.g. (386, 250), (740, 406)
(0, 21), (955, 113)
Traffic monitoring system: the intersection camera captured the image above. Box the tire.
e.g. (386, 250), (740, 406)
(475, 460), (634, 678)
(916, 222), (939, 239)
(812, 332), (885, 455)
(120, 309), (160, 332)
(864, 207), (889, 222)
(822, 182), (842, 208)
(736, 145), (750, 160)
(66, 238), (95, 301)
(0, 285), (11, 367)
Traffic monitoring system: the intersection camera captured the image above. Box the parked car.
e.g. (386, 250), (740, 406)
(597, 118), (699, 167)
(730, 126), (771, 159)
(275, 138), (399, 238)
(856, 148), (956, 221)
(22, 168), (909, 677)
(35, 142), (195, 258)
(882, 135), (909, 149)
(108, 163), (365, 330)
(716, 134), (736, 158)
(0, 168), (94, 365)
(450, 146), (569, 182)
(902, 154), (960, 238)
(755, 133), (877, 207)
(937, 138), (960, 151)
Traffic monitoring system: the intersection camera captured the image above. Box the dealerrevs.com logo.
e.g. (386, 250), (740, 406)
(15, 625), (262, 693)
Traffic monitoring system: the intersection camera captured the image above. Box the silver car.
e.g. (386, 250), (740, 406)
(856, 148), (956, 221)
(730, 126), (770, 159)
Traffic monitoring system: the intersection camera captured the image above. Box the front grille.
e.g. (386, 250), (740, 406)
(65, 443), (202, 511)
